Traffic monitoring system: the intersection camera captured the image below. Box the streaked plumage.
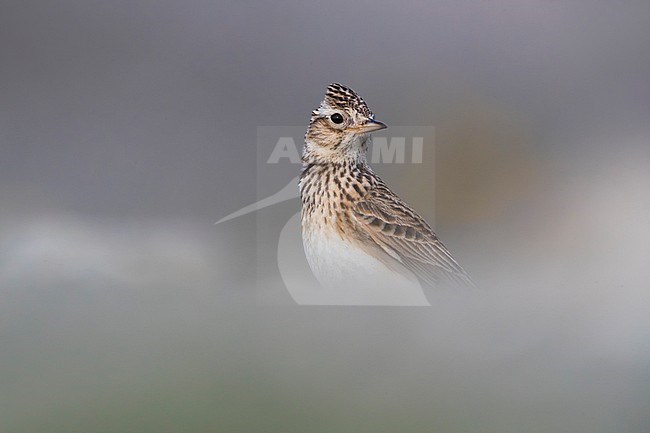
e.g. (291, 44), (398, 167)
(300, 83), (473, 295)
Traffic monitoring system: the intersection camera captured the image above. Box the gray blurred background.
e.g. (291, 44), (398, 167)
(1, 1), (649, 432)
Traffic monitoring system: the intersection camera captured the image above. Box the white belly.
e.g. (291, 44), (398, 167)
(302, 226), (430, 306)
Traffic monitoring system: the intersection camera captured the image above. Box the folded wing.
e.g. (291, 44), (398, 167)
(351, 181), (475, 288)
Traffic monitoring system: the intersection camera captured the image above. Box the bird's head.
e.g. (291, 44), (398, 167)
(303, 83), (386, 165)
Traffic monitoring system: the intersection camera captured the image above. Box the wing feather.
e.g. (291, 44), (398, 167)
(351, 182), (475, 288)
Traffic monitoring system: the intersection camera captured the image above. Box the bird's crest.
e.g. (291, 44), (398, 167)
(321, 83), (373, 118)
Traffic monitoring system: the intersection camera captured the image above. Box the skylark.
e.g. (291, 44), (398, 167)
(299, 83), (473, 300)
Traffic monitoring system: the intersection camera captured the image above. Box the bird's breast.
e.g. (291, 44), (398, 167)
(301, 222), (429, 305)
(299, 164), (430, 305)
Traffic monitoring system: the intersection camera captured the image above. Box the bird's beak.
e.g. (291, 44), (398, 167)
(355, 119), (387, 133)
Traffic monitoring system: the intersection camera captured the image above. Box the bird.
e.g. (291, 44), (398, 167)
(299, 83), (474, 303)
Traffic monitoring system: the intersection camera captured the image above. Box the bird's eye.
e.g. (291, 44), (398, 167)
(330, 113), (344, 124)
